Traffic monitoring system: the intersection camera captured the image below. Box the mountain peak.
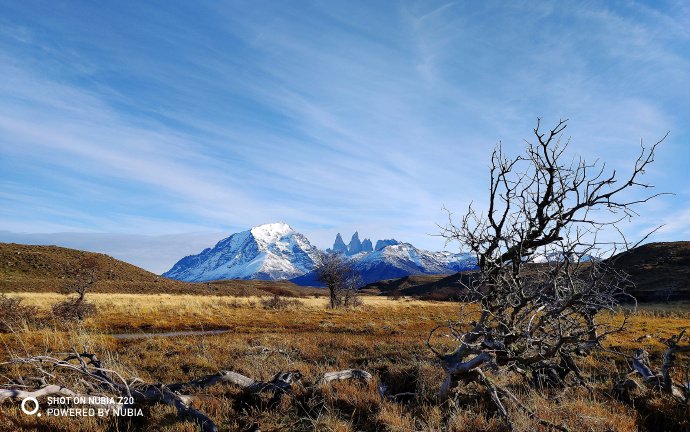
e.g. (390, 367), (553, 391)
(333, 233), (348, 254)
(375, 239), (400, 251)
(348, 232), (363, 255)
(250, 222), (293, 244)
(164, 222), (318, 282)
(165, 224), (478, 285)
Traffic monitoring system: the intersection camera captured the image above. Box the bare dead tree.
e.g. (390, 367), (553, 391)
(314, 252), (362, 308)
(433, 119), (667, 428)
(53, 255), (98, 321)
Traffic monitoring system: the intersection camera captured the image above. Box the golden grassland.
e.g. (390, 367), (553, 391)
(1, 293), (690, 431)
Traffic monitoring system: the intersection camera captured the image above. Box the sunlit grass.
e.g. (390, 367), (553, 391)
(1, 293), (689, 431)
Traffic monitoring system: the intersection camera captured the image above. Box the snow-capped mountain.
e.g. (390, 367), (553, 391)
(163, 222), (319, 282)
(291, 240), (476, 286)
(528, 250), (597, 263)
(353, 243), (476, 284)
(164, 224), (477, 286)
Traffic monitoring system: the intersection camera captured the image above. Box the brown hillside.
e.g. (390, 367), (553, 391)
(0, 243), (323, 297)
(360, 274), (449, 293)
(361, 273), (466, 300)
(610, 241), (690, 302)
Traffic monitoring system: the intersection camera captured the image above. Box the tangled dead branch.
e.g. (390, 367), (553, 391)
(0, 352), (373, 432)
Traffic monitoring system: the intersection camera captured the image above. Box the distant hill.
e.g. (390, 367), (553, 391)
(6, 241), (687, 302)
(0, 243), (322, 297)
(360, 273), (466, 300)
(362, 242), (690, 302)
(610, 241), (690, 302)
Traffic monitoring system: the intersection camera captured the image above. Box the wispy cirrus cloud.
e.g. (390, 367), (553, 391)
(0, 1), (688, 272)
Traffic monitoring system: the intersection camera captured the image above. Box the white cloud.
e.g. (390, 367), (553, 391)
(0, 0), (687, 265)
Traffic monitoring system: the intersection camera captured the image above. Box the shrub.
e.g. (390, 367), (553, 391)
(260, 294), (302, 310)
(342, 289), (363, 307)
(52, 255), (100, 322)
(259, 285), (300, 298)
(0, 294), (38, 332)
(51, 297), (97, 322)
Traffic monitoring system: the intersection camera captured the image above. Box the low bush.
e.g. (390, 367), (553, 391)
(52, 297), (97, 321)
(260, 294), (302, 310)
(0, 294), (39, 332)
(259, 285), (301, 298)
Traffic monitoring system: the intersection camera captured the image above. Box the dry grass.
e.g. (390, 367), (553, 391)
(1, 294), (689, 431)
(3, 293), (453, 333)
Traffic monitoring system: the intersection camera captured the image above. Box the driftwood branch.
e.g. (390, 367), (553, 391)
(661, 330), (690, 395)
(0, 352), (375, 432)
(632, 333), (690, 401)
(168, 370), (302, 396)
(0, 385), (118, 408)
(632, 349), (659, 383)
(321, 369), (372, 384)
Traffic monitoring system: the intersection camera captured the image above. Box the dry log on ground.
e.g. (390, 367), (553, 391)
(633, 349), (662, 385)
(0, 385), (105, 406)
(0, 352), (376, 432)
(321, 369), (372, 384)
(631, 331), (690, 401)
(168, 370), (302, 395)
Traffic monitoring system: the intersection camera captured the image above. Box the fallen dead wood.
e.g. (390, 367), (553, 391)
(0, 352), (376, 432)
(431, 321), (571, 431)
(0, 385), (110, 407)
(321, 369), (417, 403)
(320, 370), (418, 403)
(631, 331), (690, 400)
(377, 384), (417, 402)
(633, 349), (662, 385)
(321, 369), (372, 384)
(169, 370), (302, 394)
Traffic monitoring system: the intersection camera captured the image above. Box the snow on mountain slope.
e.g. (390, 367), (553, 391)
(163, 222), (320, 282)
(528, 250), (596, 263)
(351, 243), (476, 285)
(165, 224), (478, 286)
(291, 242), (477, 287)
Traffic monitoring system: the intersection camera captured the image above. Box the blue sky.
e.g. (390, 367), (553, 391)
(1, 1), (689, 273)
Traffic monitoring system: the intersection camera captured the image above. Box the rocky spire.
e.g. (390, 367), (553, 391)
(347, 232), (363, 255)
(333, 233), (348, 254)
(361, 238), (373, 253)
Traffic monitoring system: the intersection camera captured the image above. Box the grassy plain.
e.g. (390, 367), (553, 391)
(1, 294), (689, 431)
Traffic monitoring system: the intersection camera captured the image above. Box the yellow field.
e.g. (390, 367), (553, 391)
(1, 293), (689, 431)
